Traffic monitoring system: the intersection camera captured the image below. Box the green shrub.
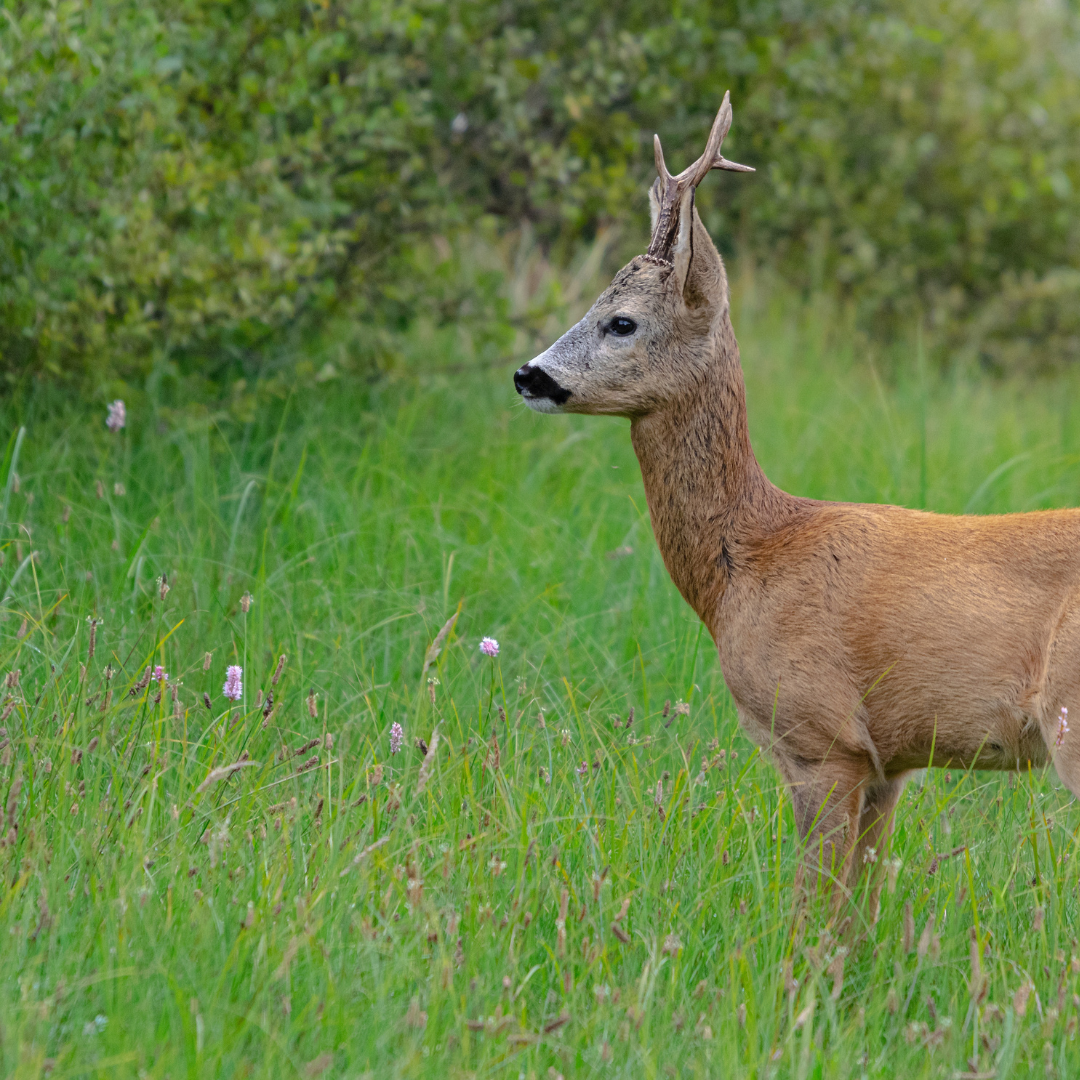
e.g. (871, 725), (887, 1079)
(2, 0), (1079, 384)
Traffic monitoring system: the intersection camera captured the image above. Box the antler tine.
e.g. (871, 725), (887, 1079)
(684, 92), (733, 187)
(684, 92), (754, 183)
(653, 133), (672, 185)
(645, 92), (753, 264)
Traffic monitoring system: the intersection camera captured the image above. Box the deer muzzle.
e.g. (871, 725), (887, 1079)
(514, 362), (572, 411)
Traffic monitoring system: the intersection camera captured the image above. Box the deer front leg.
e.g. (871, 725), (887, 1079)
(783, 758), (869, 905)
(852, 775), (908, 922)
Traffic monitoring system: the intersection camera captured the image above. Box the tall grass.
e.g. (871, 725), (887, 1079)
(3, 285), (1080, 1077)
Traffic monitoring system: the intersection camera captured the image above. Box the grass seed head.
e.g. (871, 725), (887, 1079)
(417, 726), (440, 793)
(556, 886), (569, 955)
(6, 772), (23, 827)
(917, 913), (936, 960)
(271, 654), (287, 684)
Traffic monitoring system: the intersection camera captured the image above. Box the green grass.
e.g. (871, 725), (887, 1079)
(6, 283), (1080, 1079)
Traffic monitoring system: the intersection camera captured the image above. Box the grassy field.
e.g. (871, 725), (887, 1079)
(6, 280), (1080, 1079)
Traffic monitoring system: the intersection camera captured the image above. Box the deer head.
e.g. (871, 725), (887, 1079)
(514, 92), (753, 417)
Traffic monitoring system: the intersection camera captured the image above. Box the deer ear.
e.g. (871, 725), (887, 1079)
(648, 178), (663, 234)
(671, 186), (697, 296)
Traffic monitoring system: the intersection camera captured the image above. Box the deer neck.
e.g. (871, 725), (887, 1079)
(629, 319), (787, 634)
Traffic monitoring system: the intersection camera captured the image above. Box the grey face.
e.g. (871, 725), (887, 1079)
(513, 259), (680, 418)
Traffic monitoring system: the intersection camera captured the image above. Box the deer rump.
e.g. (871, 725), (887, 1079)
(513, 94), (1080, 895)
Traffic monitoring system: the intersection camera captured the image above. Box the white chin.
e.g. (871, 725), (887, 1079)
(523, 396), (562, 414)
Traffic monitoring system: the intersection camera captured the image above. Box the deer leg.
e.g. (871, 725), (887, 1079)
(1043, 706), (1080, 799)
(784, 758), (868, 905)
(852, 775), (907, 922)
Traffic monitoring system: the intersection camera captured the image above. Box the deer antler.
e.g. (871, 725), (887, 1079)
(645, 91), (754, 267)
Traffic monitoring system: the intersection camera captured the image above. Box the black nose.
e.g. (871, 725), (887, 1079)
(513, 364), (572, 405)
(513, 364), (537, 395)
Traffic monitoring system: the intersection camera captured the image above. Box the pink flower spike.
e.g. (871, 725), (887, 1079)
(577, 761), (588, 777)
(1057, 705), (1070, 749)
(222, 664), (243, 701)
(106, 400), (126, 432)
(480, 637), (500, 658)
(390, 722), (404, 754)
(153, 664), (167, 683)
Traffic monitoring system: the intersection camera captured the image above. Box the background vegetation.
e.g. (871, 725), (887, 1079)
(7, 1), (1080, 1076)
(4, 287), (1080, 1076)
(3, 0), (1080, 387)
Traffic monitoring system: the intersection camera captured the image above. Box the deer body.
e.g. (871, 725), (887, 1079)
(514, 95), (1080, 888)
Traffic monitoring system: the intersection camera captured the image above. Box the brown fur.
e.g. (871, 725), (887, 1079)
(514, 103), (1080, 897)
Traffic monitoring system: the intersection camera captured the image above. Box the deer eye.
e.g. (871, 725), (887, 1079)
(609, 317), (637, 337)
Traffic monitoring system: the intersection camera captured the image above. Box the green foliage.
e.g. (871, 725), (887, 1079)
(3, 0), (1080, 383)
(3, 292), (1080, 1073)
(0, 0), (480, 383)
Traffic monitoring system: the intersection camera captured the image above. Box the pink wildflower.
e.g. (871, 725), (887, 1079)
(222, 664), (243, 701)
(479, 637), (500, 658)
(1057, 706), (1070, 749)
(153, 664), (167, 683)
(106, 400), (126, 432)
(390, 722), (404, 754)
(577, 761), (588, 777)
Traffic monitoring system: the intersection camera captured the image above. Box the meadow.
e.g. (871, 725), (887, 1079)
(6, 275), (1080, 1079)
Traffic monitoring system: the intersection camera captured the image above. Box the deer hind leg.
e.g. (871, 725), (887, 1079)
(1041, 703), (1080, 800)
(1034, 607), (1080, 798)
(784, 758), (869, 905)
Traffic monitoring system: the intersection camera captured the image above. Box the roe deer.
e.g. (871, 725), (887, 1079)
(514, 93), (1080, 897)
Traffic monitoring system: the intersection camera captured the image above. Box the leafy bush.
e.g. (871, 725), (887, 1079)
(2, 0), (1080, 384)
